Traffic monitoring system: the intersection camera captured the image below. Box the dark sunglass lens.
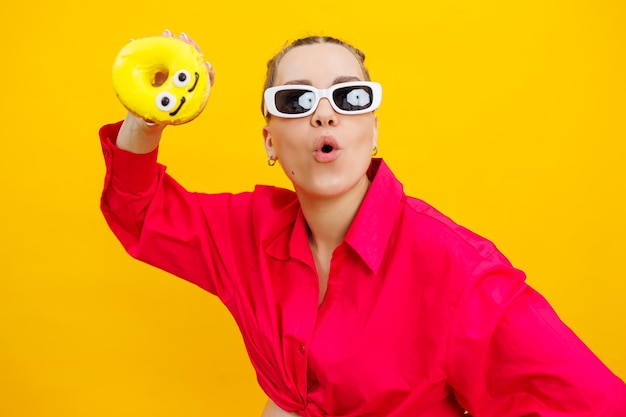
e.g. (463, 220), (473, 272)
(333, 86), (373, 111)
(275, 89), (315, 114)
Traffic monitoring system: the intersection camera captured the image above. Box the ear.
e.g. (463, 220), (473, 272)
(262, 125), (276, 160)
(372, 115), (379, 149)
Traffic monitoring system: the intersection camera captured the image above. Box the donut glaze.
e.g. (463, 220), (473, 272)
(112, 36), (210, 124)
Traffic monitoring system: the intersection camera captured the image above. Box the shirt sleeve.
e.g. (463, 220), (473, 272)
(447, 261), (626, 416)
(98, 121), (245, 299)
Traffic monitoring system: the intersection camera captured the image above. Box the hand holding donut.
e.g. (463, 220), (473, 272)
(113, 31), (213, 154)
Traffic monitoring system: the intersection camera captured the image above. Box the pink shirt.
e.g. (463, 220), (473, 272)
(100, 121), (626, 416)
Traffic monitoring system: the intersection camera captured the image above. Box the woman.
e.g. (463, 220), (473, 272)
(99, 31), (626, 416)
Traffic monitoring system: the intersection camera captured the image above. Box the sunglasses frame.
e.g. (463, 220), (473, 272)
(264, 81), (382, 118)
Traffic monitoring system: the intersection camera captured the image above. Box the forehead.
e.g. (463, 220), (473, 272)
(275, 43), (364, 86)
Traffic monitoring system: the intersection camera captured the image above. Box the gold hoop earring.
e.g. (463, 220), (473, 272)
(372, 146), (378, 156)
(267, 157), (277, 167)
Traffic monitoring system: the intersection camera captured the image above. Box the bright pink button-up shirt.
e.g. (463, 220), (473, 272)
(100, 121), (626, 416)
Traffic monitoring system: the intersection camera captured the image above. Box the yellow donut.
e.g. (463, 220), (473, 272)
(112, 36), (210, 125)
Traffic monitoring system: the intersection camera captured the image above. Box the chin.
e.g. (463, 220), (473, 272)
(309, 175), (367, 199)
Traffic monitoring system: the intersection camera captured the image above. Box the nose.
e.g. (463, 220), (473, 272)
(311, 97), (338, 127)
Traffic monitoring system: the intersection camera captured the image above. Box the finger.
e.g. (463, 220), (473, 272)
(142, 117), (167, 132)
(180, 31), (204, 54)
(162, 29), (173, 37)
(206, 62), (215, 86)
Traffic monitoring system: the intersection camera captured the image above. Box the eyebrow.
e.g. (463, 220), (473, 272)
(281, 75), (362, 86)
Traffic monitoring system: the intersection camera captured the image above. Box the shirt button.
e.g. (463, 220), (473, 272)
(299, 345), (306, 354)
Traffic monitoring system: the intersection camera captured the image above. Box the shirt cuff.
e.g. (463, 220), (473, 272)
(99, 121), (160, 194)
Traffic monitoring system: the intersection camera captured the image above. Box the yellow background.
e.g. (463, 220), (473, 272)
(1, 0), (625, 416)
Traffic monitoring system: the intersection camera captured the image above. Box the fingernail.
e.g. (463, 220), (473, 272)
(163, 29), (172, 37)
(180, 32), (190, 41)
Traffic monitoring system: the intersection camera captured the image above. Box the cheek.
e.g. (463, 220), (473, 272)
(347, 119), (377, 146)
(272, 124), (307, 153)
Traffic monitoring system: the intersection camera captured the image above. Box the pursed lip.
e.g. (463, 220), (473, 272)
(313, 135), (340, 163)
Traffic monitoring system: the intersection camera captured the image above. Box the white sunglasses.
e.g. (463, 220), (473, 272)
(264, 81), (382, 118)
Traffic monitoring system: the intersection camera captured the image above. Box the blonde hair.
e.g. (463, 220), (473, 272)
(261, 36), (371, 119)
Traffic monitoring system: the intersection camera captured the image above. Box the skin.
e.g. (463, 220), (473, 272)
(261, 398), (299, 416)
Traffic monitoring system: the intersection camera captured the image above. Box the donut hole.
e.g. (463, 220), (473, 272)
(152, 67), (169, 87)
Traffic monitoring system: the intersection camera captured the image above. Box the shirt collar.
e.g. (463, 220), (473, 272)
(344, 158), (404, 274)
(265, 205), (314, 265)
(265, 159), (405, 274)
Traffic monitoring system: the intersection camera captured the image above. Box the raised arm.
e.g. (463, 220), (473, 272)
(116, 112), (166, 154)
(100, 32), (232, 295)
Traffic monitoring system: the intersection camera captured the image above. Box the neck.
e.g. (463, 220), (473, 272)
(298, 175), (371, 254)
